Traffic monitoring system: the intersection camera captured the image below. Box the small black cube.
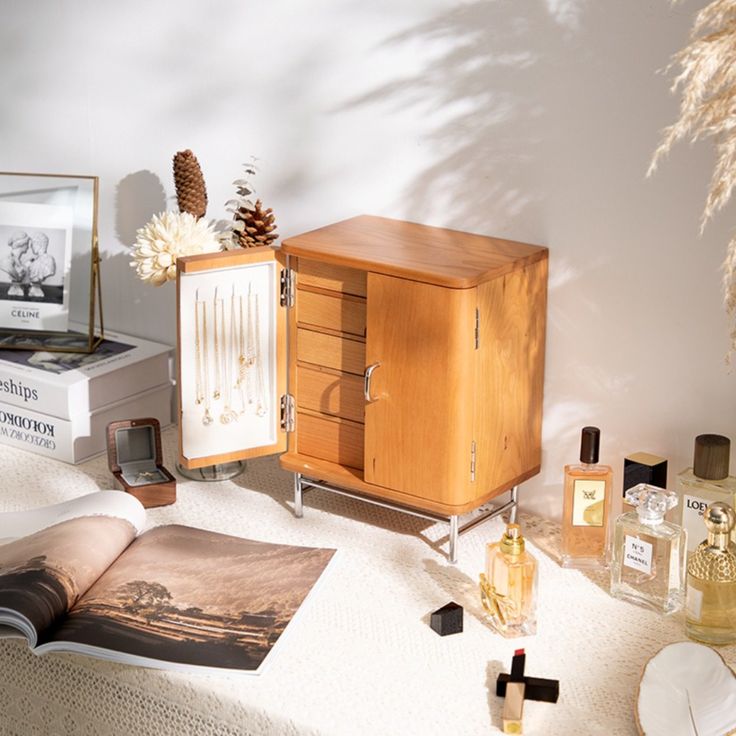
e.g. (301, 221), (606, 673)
(430, 601), (463, 636)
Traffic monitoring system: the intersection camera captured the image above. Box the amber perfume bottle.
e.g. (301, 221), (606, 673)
(685, 502), (736, 645)
(610, 485), (686, 614)
(480, 523), (537, 637)
(677, 434), (736, 554)
(561, 426), (613, 568)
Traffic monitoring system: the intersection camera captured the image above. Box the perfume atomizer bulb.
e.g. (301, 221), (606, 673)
(703, 502), (736, 548)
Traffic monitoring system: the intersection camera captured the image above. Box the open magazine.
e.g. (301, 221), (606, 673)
(0, 492), (335, 674)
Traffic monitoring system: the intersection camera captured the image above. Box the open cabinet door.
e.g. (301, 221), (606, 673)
(177, 247), (288, 469)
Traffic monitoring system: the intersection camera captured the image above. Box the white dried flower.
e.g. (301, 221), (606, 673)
(131, 211), (222, 285)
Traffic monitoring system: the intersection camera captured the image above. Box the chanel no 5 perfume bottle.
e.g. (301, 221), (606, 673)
(678, 434), (736, 554)
(686, 502), (736, 646)
(561, 426), (613, 568)
(480, 523), (538, 637)
(610, 484), (686, 614)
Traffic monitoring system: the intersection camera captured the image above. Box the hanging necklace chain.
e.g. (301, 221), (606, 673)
(212, 288), (222, 401)
(246, 284), (256, 367)
(194, 281), (265, 425)
(219, 286), (237, 424)
(194, 291), (213, 427)
(236, 293), (247, 414)
(194, 290), (203, 405)
(238, 292), (246, 375)
(254, 293), (267, 417)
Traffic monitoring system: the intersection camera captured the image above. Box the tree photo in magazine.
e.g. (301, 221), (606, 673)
(0, 492), (336, 673)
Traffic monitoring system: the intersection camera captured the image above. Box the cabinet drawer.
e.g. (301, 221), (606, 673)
(298, 289), (366, 337)
(297, 366), (365, 423)
(297, 328), (366, 375)
(297, 412), (364, 469)
(298, 260), (367, 297)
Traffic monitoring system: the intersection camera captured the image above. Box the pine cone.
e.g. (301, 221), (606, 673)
(173, 149), (208, 219)
(234, 199), (278, 248)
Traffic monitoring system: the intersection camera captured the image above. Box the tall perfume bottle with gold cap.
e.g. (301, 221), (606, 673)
(685, 502), (736, 645)
(561, 426), (613, 568)
(480, 523), (538, 637)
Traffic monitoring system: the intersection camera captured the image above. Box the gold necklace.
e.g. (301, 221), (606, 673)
(212, 288), (222, 401)
(254, 293), (267, 417)
(199, 296), (213, 426)
(236, 292), (249, 415)
(194, 289), (204, 406)
(219, 286), (237, 424)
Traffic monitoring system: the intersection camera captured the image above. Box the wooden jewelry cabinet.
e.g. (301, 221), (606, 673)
(177, 215), (547, 561)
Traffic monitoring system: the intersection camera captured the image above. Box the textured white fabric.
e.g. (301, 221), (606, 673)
(0, 429), (734, 736)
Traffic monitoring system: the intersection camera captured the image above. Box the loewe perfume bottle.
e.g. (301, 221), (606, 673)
(686, 502), (736, 645)
(480, 523), (537, 637)
(678, 434), (736, 554)
(561, 426), (613, 568)
(610, 484), (686, 614)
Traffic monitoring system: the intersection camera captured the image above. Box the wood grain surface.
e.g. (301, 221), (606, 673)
(282, 215), (547, 288)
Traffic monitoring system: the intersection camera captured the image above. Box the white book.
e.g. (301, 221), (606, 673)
(0, 328), (172, 420)
(0, 382), (172, 464)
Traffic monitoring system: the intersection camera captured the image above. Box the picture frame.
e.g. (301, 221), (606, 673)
(0, 172), (103, 353)
(176, 247), (287, 470)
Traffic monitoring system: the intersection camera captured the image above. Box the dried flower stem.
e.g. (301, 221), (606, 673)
(650, 0), (736, 360)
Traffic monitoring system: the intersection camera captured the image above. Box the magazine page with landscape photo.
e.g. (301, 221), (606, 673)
(0, 492), (146, 644)
(38, 525), (336, 674)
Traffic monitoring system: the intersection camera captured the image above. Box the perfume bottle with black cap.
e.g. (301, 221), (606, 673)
(560, 426), (613, 568)
(677, 434), (736, 554)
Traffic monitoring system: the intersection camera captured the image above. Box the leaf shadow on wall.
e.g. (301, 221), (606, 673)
(334, 1), (591, 520)
(333, 0), (582, 238)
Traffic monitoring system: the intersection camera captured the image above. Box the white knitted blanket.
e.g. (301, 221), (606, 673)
(0, 429), (733, 736)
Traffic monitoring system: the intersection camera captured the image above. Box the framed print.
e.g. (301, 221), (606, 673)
(0, 172), (103, 353)
(177, 247), (287, 469)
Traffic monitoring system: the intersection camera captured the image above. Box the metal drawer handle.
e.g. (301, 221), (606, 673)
(364, 362), (381, 402)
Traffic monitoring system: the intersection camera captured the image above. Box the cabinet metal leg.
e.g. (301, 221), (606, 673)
(291, 474), (520, 564)
(448, 515), (459, 564)
(294, 473), (303, 518)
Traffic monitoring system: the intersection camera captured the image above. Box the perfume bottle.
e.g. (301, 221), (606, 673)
(685, 502), (736, 645)
(561, 426), (613, 568)
(622, 452), (668, 513)
(479, 523), (537, 637)
(610, 484), (686, 614)
(678, 434), (736, 554)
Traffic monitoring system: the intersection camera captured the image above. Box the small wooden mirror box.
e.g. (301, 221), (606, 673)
(106, 418), (176, 508)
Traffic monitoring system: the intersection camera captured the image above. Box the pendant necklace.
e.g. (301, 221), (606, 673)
(199, 295), (213, 426)
(236, 293), (247, 415)
(219, 286), (237, 424)
(245, 285), (257, 407)
(194, 289), (204, 406)
(212, 287), (222, 401)
(254, 293), (267, 417)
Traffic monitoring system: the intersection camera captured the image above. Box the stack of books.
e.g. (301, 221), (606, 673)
(0, 329), (172, 463)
